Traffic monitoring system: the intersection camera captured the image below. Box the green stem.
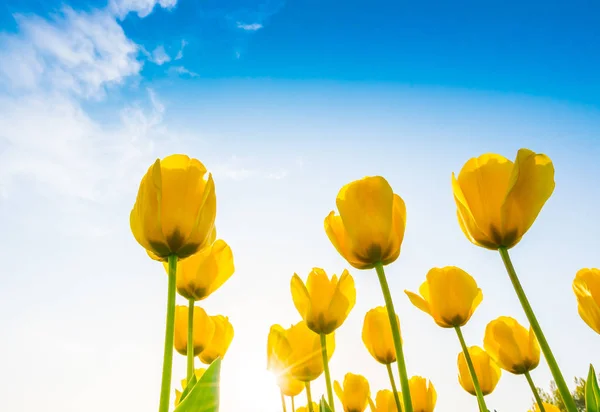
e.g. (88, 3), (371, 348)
(320, 333), (336, 412)
(280, 389), (288, 412)
(375, 263), (413, 412)
(386, 363), (403, 412)
(525, 371), (546, 412)
(306, 382), (314, 412)
(454, 326), (488, 412)
(158, 255), (178, 412)
(291, 396), (295, 412)
(187, 298), (195, 382)
(498, 247), (577, 412)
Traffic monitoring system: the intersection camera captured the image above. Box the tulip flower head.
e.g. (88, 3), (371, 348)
(199, 315), (234, 364)
(130, 154), (217, 261)
(484, 316), (540, 374)
(457, 346), (501, 396)
(573, 268), (600, 334)
(291, 267), (356, 334)
(267, 325), (306, 397)
(368, 390), (398, 412)
(173, 305), (214, 356)
(362, 306), (399, 364)
(174, 368), (205, 406)
(529, 403), (561, 412)
(334, 373), (370, 412)
(324, 176), (407, 269)
(404, 376), (436, 412)
(452, 148), (555, 250)
(296, 402), (319, 412)
(166, 239), (235, 301)
(405, 266), (483, 328)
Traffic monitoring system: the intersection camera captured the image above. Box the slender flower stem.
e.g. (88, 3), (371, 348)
(280, 389), (288, 412)
(386, 363), (403, 412)
(306, 382), (314, 412)
(320, 333), (336, 412)
(186, 298), (195, 382)
(375, 263), (413, 412)
(525, 371), (546, 412)
(498, 247), (577, 412)
(291, 396), (295, 412)
(454, 326), (488, 412)
(158, 255), (178, 412)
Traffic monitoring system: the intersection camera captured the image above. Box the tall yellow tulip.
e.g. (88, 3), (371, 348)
(362, 306), (399, 364)
(573, 268), (600, 334)
(368, 390), (398, 412)
(484, 316), (540, 374)
(173, 305), (214, 356)
(174, 368), (205, 406)
(291, 268), (356, 334)
(452, 148), (554, 250)
(130, 154), (217, 261)
(405, 266), (482, 328)
(324, 176), (406, 270)
(457, 346), (501, 396)
(296, 403), (319, 412)
(334, 373), (370, 412)
(404, 376), (436, 412)
(199, 315), (234, 364)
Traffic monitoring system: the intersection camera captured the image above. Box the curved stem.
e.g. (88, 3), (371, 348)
(280, 389), (288, 412)
(306, 382), (314, 412)
(291, 396), (295, 412)
(386, 363), (403, 412)
(375, 263), (413, 412)
(498, 247), (577, 412)
(320, 333), (336, 412)
(187, 298), (195, 382)
(525, 371), (546, 412)
(158, 255), (178, 412)
(455, 326), (488, 412)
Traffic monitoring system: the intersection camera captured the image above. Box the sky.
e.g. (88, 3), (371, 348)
(0, 1), (599, 412)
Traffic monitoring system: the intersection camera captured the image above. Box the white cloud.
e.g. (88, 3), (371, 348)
(150, 45), (170, 65)
(174, 39), (187, 60)
(236, 22), (263, 31)
(109, 0), (178, 20)
(212, 156), (289, 181)
(169, 65), (198, 77)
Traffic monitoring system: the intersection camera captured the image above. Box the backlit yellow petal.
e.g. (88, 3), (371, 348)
(335, 373), (370, 412)
(457, 346), (501, 396)
(173, 305), (215, 356)
(199, 315), (234, 364)
(484, 316), (539, 374)
(362, 306), (398, 364)
(406, 376), (436, 412)
(573, 268), (600, 334)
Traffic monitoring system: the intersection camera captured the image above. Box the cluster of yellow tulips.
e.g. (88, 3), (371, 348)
(129, 149), (600, 412)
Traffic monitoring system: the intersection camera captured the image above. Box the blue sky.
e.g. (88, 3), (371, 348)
(0, 1), (599, 412)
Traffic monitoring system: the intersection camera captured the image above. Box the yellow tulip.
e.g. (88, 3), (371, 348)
(324, 176), (407, 270)
(529, 403), (561, 412)
(268, 321), (335, 382)
(403, 376), (436, 412)
(334, 373), (370, 412)
(296, 402), (319, 412)
(174, 368), (205, 406)
(173, 305), (214, 356)
(199, 315), (234, 364)
(278, 373), (305, 397)
(291, 268), (356, 334)
(165, 239), (235, 301)
(573, 268), (600, 334)
(452, 148), (555, 250)
(484, 316), (540, 374)
(130, 154), (217, 261)
(368, 390), (398, 412)
(362, 306), (399, 364)
(405, 266), (483, 328)
(266, 325), (306, 397)
(457, 346), (501, 396)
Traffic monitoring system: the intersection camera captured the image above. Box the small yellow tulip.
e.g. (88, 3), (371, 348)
(165, 239), (235, 301)
(174, 368), (205, 406)
(484, 316), (540, 374)
(457, 346), (501, 396)
(296, 402), (319, 412)
(130, 154), (217, 261)
(529, 403), (561, 412)
(291, 267), (356, 334)
(405, 266), (483, 328)
(266, 325), (305, 397)
(278, 373), (305, 397)
(362, 306), (399, 364)
(173, 305), (214, 356)
(199, 315), (234, 364)
(324, 176), (407, 270)
(404, 376), (436, 412)
(368, 390), (398, 412)
(334, 373), (370, 412)
(573, 268), (600, 334)
(452, 148), (555, 250)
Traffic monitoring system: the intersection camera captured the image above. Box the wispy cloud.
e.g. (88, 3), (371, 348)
(168, 65), (198, 77)
(236, 22), (263, 31)
(174, 39), (187, 60)
(150, 45), (171, 65)
(211, 156), (290, 181)
(109, 0), (178, 20)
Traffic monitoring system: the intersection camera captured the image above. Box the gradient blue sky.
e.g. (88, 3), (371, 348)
(0, 1), (599, 412)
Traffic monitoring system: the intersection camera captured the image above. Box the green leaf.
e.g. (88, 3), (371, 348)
(175, 358), (221, 412)
(319, 396), (333, 412)
(179, 374), (198, 404)
(586, 364), (600, 412)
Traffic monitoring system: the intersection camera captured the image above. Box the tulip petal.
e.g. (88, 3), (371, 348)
(325, 211), (370, 269)
(334, 380), (344, 405)
(291, 274), (311, 319)
(405, 290), (431, 318)
(382, 194), (407, 265)
(574, 279), (600, 334)
(327, 270), (356, 325)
